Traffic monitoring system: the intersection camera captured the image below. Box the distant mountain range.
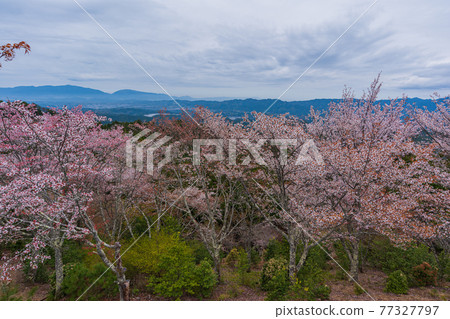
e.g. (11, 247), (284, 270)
(0, 85), (438, 122)
(0, 85), (178, 103)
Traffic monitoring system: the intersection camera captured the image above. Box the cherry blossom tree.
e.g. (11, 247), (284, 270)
(413, 94), (450, 155)
(306, 76), (442, 280)
(411, 95), (450, 275)
(195, 108), (336, 280)
(84, 146), (152, 300)
(0, 101), (128, 298)
(142, 111), (244, 281)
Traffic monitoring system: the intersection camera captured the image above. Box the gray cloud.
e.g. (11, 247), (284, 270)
(0, 0), (449, 100)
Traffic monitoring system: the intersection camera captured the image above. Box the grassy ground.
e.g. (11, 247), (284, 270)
(2, 261), (449, 301)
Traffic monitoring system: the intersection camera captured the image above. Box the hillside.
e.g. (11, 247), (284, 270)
(0, 85), (438, 122)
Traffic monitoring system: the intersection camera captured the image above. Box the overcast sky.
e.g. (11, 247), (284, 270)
(1, 0), (449, 100)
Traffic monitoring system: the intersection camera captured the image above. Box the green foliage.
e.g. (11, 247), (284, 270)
(23, 262), (50, 284)
(0, 284), (21, 301)
(223, 247), (260, 291)
(309, 284), (331, 300)
(264, 238), (289, 261)
(250, 247), (261, 266)
(225, 248), (240, 268)
(334, 269), (347, 281)
(367, 238), (436, 285)
(239, 270), (261, 289)
(333, 241), (352, 270)
(0, 284), (39, 301)
(157, 215), (183, 234)
(61, 241), (88, 264)
(49, 262), (117, 300)
(412, 262), (437, 287)
(237, 248), (250, 274)
(288, 279), (331, 301)
(187, 239), (213, 265)
(262, 245), (331, 301)
(385, 270), (409, 294)
(124, 214), (183, 242)
(123, 231), (216, 300)
(0, 239), (26, 253)
(292, 246), (331, 300)
(191, 260), (217, 298)
(298, 246), (329, 285)
(236, 248), (259, 287)
(24, 240), (88, 285)
(261, 257), (289, 300)
(439, 251), (450, 282)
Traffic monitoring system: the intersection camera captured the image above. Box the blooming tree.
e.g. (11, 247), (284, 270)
(0, 101), (127, 298)
(414, 94), (450, 155)
(196, 108), (336, 280)
(306, 76), (443, 280)
(411, 95), (450, 271)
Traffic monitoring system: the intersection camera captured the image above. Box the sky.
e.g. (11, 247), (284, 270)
(1, 0), (450, 100)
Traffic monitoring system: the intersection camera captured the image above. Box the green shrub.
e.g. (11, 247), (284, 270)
(261, 257), (289, 300)
(239, 270), (260, 288)
(236, 248), (260, 288)
(23, 262), (50, 284)
(191, 260), (217, 298)
(50, 262), (118, 300)
(385, 270), (409, 294)
(0, 284), (21, 301)
(237, 248), (250, 273)
(439, 251), (450, 282)
(266, 269), (289, 301)
(250, 247), (261, 266)
(309, 284), (331, 300)
(187, 239), (213, 265)
(225, 248), (240, 268)
(264, 238), (289, 261)
(125, 215), (183, 241)
(333, 241), (351, 270)
(298, 246), (329, 286)
(367, 238), (436, 285)
(287, 278), (331, 301)
(61, 240), (88, 264)
(223, 247), (259, 290)
(123, 232), (216, 300)
(412, 262), (437, 287)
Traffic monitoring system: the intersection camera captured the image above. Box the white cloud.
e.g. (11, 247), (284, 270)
(0, 0), (449, 100)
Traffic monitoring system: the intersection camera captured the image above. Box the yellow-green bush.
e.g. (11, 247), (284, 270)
(123, 232), (216, 300)
(385, 270), (409, 294)
(261, 257), (289, 300)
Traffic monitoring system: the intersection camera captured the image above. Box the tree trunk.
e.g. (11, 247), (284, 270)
(430, 244), (444, 283)
(287, 231), (298, 282)
(348, 242), (360, 282)
(54, 244), (63, 299)
(296, 243), (310, 274)
(156, 210), (161, 232)
(212, 247), (221, 282)
(245, 243), (252, 270)
(114, 242), (130, 301)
